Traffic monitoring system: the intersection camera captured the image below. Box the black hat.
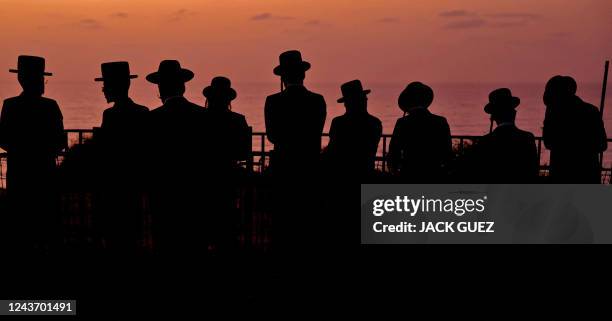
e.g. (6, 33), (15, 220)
(337, 80), (371, 103)
(9, 55), (52, 76)
(484, 88), (520, 114)
(398, 82), (434, 112)
(273, 50), (311, 76)
(146, 60), (194, 84)
(94, 61), (138, 82)
(203, 76), (237, 101)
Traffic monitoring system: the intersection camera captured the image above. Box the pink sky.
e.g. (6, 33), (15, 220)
(0, 0), (611, 85)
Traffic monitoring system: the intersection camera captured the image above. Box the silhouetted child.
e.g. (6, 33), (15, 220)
(388, 82), (452, 182)
(468, 88), (539, 183)
(145, 60), (208, 255)
(325, 80), (382, 179)
(0, 55), (66, 252)
(202, 76), (250, 252)
(543, 75), (607, 183)
(94, 61), (149, 254)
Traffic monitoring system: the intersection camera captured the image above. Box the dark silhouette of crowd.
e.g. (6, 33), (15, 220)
(0, 53), (608, 254)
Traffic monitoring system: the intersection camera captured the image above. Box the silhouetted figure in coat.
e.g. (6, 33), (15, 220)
(94, 61), (149, 253)
(145, 60), (208, 255)
(388, 82), (452, 182)
(469, 88), (539, 183)
(264, 50), (326, 177)
(0, 55), (66, 252)
(201, 76), (250, 252)
(264, 50), (326, 255)
(325, 80), (381, 179)
(543, 76), (607, 183)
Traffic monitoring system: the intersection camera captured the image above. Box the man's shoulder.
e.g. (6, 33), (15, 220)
(131, 102), (150, 113)
(427, 111), (449, 124)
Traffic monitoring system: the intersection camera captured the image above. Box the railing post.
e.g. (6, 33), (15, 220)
(382, 136), (387, 172)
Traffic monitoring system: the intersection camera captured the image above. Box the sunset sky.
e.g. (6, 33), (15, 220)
(0, 0), (611, 85)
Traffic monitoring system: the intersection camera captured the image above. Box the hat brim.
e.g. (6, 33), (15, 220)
(337, 89), (371, 103)
(146, 69), (194, 84)
(9, 69), (53, 76)
(202, 86), (237, 101)
(94, 75), (138, 82)
(273, 61), (311, 76)
(484, 96), (520, 114)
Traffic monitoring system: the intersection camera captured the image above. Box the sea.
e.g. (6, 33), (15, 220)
(0, 81), (611, 166)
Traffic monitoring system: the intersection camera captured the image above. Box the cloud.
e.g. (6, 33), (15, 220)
(250, 12), (294, 21)
(444, 18), (487, 29)
(168, 9), (197, 22)
(110, 12), (128, 18)
(486, 13), (540, 19)
(75, 18), (103, 30)
(440, 10), (541, 29)
(439, 10), (472, 18)
(376, 17), (400, 23)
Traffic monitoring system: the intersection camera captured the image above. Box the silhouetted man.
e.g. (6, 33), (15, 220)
(264, 50), (326, 176)
(0, 55), (66, 252)
(146, 60), (207, 255)
(264, 50), (326, 255)
(94, 61), (149, 253)
(202, 76), (250, 252)
(543, 76), (607, 183)
(388, 82), (452, 182)
(325, 80), (382, 179)
(469, 88), (539, 183)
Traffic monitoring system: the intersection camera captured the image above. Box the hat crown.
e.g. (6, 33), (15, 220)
(488, 88), (514, 103)
(158, 60), (183, 74)
(100, 61), (131, 78)
(16, 55), (46, 74)
(210, 76), (231, 89)
(279, 50), (304, 66)
(341, 80), (365, 98)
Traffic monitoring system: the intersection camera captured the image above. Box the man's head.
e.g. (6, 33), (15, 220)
(95, 62), (138, 103)
(485, 88), (520, 124)
(544, 75), (577, 106)
(274, 50), (310, 87)
(146, 60), (194, 102)
(337, 80), (370, 113)
(10, 55), (52, 96)
(203, 76), (237, 108)
(398, 82), (434, 112)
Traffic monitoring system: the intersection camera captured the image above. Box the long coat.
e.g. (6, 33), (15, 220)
(543, 96), (607, 183)
(0, 93), (66, 249)
(388, 108), (452, 182)
(98, 98), (149, 186)
(325, 112), (382, 178)
(0, 93), (66, 191)
(146, 96), (209, 254)
(469, 124), (539, 183)
(264, 85), (326, 176)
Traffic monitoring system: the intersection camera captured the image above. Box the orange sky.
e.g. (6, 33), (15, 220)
(0, 0), (611, 85)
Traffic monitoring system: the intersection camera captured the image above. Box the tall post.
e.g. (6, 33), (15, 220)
(599, 61), (609, 169)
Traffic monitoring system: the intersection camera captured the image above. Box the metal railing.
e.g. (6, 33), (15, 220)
(1, 129), (612, 187)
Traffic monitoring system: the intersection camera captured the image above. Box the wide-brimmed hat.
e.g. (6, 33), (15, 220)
(9, 55), (52, 76)
(337, 80), (371, 103)
(95, 61), (138, 82)
(273, 50), (311, 76)
(202, 76), (237, 101)
(398, 82), (434, 111)
(484, 88), (520, 114)
(146, 60), (194, 84)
